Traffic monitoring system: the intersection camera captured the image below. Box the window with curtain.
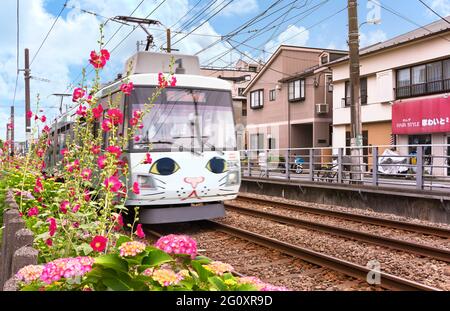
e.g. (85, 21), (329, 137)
(444, 59), (450, 91)
(412, 65), (426, 95)
(250, 89), (264, 109)
(288, 79), (305, 101)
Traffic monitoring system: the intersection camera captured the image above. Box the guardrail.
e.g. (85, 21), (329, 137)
(239, 144), (450, 192)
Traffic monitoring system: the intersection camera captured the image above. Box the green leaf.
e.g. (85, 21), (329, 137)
(95, 254), (128, 272)
(192, 256), (212, 264)
(235, 283), (259, 291)
(102, 277), (132, 291)
(116, 235), (131, 248)
(142, 249), (173, 266)
(208, 276), (227, 291)
(191, 261), (212, 283)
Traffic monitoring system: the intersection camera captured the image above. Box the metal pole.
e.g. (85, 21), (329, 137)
(24, 48), (31, 151)
(416, 146), (423, 190)
(166, 28), (171, 53)
(372, 146), (378, 186)
(10, 106), (14, 156)
(348, 0), (362, 183)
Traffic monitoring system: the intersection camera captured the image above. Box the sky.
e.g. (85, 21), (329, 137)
(1, 0), (450, 142)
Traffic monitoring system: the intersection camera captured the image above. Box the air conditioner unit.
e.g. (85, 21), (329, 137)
(316, 103), (329, 114)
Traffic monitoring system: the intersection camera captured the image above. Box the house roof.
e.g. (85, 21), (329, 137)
(327, 16), (450, 67)
(243, 45), (347, 95)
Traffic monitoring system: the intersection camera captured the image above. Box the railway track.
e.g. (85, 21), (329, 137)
(224, 201), (450, 262)
(236, 194), (450, 238)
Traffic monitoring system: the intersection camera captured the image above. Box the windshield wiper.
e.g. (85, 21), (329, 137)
(144, 140), (201, 156)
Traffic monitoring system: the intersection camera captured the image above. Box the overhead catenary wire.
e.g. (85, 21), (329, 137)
(11, 0), (20, 110)
(417, 0), (450, 25)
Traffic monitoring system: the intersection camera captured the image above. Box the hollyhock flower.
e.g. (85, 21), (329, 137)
(155, 234), (197, 259)
(27, 206), (39, 217)
(34, 177), (43, 193)
(113, 213), (124, 231)
(107, 108), (123, 125)
(46, 238), (53, 246)
(143, 153), (152, 164)
(132, 182), (140, 195)
(170, 76), (177, 87)
(40, 257), (95, 284)
(60, 200), (69, 214)
(138, 123), (144, 129)
(26, 111), (33, 119)
(101, 119), (113, 132)
(135, 223), (145, 238)
(72, 204), (80, 213)
(89, 50), (108, 69)
(90, 236), (107, 252)
(203, 261), (234, 276)
(97, 155), (107, 169)
(158, 72), (168, 88)
(40, 115), (47, 123)
(130, 117), (138, 126)
(66, 159), (80, 172)
(16, 265), (44, 284)
(60, 148), (68, 157)
(106, 145), (122, 158)
(152, 269), (184, 287)
(47, 217), (57, 236)
(7, 123), (13, 130)
(72, 88), (85, 102)
(92, 104), (103, 119)
(119, 241), (146, 257)
(104, 175), (123, 193)
(40, 161), (46, 170)
(134, 135), (141, 142)
(72, 221), (80, 228)
(81, 168), (92, 181)
(42, 125), (51, 133)
(36, 149), (44, 157)
(120, 82), (134, 95)
(76, 105), (87, 117)
(100, 49), (110, 61)
(133, 110), (143, 119)
(91, 145), (101, 154)
(83, 189), (91, 202)
(86, 95), (94, 105)
(35, 114), (39, 120)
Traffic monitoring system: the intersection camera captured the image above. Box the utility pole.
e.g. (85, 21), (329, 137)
(24, 48), (31, 152)
(348, 0), (362, 182)
(10, 105), (14, 156)
(166, 28), (171, 53)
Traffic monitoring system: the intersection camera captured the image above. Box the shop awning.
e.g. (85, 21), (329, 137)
(392, 96), (450, 134)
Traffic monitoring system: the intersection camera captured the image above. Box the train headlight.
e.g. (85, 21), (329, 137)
(136, 174), (155, 189)
(226, 170), (240, 186)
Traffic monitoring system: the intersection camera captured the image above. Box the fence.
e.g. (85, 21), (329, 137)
(240, 144), (450, 192)
(0, 190), (38, 291)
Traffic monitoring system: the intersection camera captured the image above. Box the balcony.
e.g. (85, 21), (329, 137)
(396, 79), (450, 99)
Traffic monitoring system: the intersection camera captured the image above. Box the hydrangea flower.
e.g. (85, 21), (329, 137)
(203, 261), (234, 276)
(155, 234), (197, 259)
(40, 257), (95, 284)
(152, 268), (184, 287)
(16, 265), (44, 284)
(118, 241), (146, 257)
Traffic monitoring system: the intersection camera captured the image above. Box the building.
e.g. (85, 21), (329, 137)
(200, 60), (262, 149)
(329, 17), (450, 175)
(243, 45), (347, 153)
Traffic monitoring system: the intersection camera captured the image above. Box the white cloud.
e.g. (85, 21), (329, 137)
(359, 29), (387, 48)
(263, 24), (310, 56)
(0, 0), (241, 141)
(430, 0), (450, 16)
(219, 0), (259, 17)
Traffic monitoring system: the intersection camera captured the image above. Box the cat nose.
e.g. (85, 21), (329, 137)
(184, 177), (205, 189)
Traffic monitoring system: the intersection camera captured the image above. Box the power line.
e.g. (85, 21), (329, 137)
(30, 0), (68, 66)
(417, 0), (450, 25)
(12, 0), (20, 110)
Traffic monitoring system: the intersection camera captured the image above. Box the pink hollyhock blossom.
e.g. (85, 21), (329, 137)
(81, 168), (92, 181)
(134, 135), (141, 142)
(143, 153), (152, 164)
(72, 204), (80, 213)
(138, 123), (144, 129)
(170, 76), (177, 87)
(97, 155), (107, 169)
(104, 175), (123, 193)
(120, 82), (134, 95)
(91, 145), (101, 154)
(158, 72), (169, 88)
(27, 206), (39, 217)
(47, 217), (57, 236)
(100, 49), (110, 61)
(83, 189), (91, 202)
(36, 149), (44, 157)
(40, 115), (47, 123)
(72, 88), (85, 102)
(89, 50), (108, 69)
(135, 224), (145, 238)
(60, 200), (69, 214)
(90, 236), (107, 252)
(46, 238), (53, 246)
(106, 145), (122, 158)
(76, 105), (87, 117)
(114, 214), (124, 231)
(60, 148), (68, 157)
(130, 117), (138, 126)
(155, 234), (197, 259)
(132, 182), (140, 195)
(107, 108), (123, 125)
(101, 119), (113, 132)
(42, 125), (50, 133)
(34, 177), (43, 193)
(92, 104), (103, 119)
(26, 111), (33, 119)
(133, 110), (143, 119)
(72, 221), (80, 228)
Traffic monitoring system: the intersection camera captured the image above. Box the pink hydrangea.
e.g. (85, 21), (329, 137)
(40, 257), (95, 284)
(152, 268), (184, 287)
(155, 234), (197, 259)
(119, 241), (146, 257)
(16, 265), (44, 283)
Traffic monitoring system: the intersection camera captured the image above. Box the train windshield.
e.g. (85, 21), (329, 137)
(130, 87), (236, 152)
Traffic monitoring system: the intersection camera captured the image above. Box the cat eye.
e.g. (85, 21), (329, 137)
(150, 158), (180, 176)
(206, 157), (228, 174)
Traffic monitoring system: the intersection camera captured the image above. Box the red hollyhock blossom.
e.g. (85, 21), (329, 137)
(90, 235), (108, 252)
(83, 190), (91, 202)
(113, 214), (124, 231)
(89, 50), (108, 69)
(133, 110), (143, 119)
(97, 155), (107, 169)
(40, 115), (47, 123)
(158, 72), (168, 88)
(42, 125), (51, 133)
(36, 149), (44, 157)
(26, 111), (33, 119)
(101, 119), (113, 132)
(76, 105), (87, 117)
(138, 123), (144, 129)
(72, 88), (86, 102)
(27, 206), (39, 217)
(134, 135), (141, 142)
(132, 182), (140, 195)
(72, 204), (80, 213)
(47, 217), (57, 236)
(45, 238), (53, 246)
(34, 114), (39, 121)
(100, 49), (110, 61)
(60, 148), (68, 157)
(34, 177), (43, 193)
(120, 82), (134, 95)
(130, 117), (138, 126)
(104, 175), (123, 193)
(170, 76), (177, 87)
(81, 168), (92, 181)
(92, 104), (103, 119)
(106, 145), (122, 158)
(135, 224), (145, 238)
(107, 108), (123, 125)
(91, 145), (101, 154)
(143, 153), (152, 164)
(60, 200), (69, 214)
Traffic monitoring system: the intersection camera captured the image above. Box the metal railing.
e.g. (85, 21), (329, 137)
(239, 144), (450, 192)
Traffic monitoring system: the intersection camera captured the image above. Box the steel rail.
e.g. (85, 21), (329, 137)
(236, 194), (450, 238)
(206, 220), (441, 291)
(224, 202), (450, 263)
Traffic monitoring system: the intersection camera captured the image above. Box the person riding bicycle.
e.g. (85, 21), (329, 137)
(293, 155), (304, 174)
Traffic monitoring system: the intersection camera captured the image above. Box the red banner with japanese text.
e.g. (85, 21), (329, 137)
(392, 97), (450, 134)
